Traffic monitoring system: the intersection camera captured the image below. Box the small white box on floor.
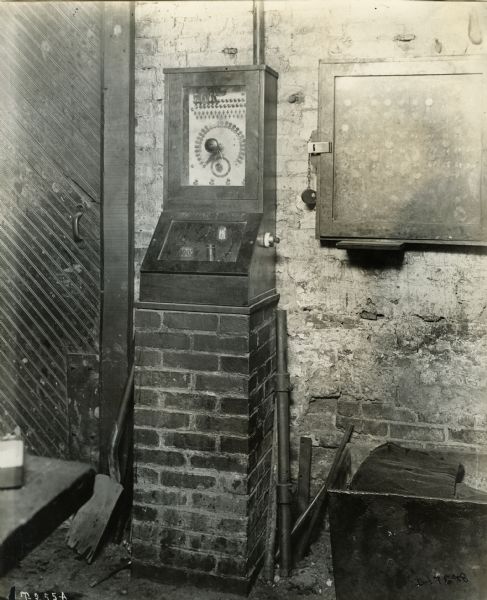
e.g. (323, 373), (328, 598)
(0, 439), (25, 489)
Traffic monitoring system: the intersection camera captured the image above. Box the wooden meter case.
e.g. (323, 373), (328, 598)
(140, 65), (278, 306)
(317, 56), (487, 246)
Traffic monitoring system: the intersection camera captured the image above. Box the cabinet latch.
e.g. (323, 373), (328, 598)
(307, 141), (332, 154)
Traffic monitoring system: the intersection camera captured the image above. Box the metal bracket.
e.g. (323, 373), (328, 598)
(308, 141), (332, 155)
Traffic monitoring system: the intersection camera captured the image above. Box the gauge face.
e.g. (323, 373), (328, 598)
(183, 85), (246, 187)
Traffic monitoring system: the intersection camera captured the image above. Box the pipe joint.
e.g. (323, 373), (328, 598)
(277, 482), (293, 504)
(276, 372), (290, 392)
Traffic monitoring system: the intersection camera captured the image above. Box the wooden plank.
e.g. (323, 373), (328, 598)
(0, 455), (95, 575)
(293, 425), (354, 561)
(99, 2), (135, 472)
(297, 436), (312, 515)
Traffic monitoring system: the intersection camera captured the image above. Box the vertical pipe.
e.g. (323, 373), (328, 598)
(253, 0), (265, 65)
(276, 309), (292, 576)
(263, 404), (278, 583)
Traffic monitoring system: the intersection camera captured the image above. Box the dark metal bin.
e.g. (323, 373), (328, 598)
(329, 445), (487, 600)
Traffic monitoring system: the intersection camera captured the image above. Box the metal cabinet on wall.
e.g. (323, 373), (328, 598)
(317, 56), (487, 246)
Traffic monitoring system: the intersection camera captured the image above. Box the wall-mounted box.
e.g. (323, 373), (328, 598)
(317, 56), (487, 246)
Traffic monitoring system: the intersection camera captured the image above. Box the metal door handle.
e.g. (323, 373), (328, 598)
(72, 210), (84, 243)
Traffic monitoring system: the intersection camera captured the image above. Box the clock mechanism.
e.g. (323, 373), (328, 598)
(186, 85), (247, 186)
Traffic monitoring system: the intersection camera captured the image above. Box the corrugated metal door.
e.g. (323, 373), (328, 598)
(0, 2), (102, 459)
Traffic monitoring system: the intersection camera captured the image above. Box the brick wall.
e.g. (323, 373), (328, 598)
(263, 2), (487, 492)
(132, 302), (276, 592)
(134, 1), (487, 496)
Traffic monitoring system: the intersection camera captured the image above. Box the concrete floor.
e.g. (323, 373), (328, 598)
(0, 524), (336, 600)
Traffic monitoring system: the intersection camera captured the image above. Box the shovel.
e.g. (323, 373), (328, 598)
(66, 364), (135, 562)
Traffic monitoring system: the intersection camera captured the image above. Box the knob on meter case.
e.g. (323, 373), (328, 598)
(301, 188), (317, 208)
(263, 232), (280, 248)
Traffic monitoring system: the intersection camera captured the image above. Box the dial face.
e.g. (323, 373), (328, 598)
(183, 85), (246, 187)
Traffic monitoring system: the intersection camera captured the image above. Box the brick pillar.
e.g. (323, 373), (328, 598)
(131, 298), (277, 593)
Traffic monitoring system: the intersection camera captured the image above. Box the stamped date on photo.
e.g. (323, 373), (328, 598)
(415, 572), (469, 587)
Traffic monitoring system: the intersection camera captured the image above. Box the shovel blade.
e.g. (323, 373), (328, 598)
(66, 474), (123, 563)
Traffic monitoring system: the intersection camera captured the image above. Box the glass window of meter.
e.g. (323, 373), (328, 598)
(182, 85), (246, 187)
(158, 221), (246, 262)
